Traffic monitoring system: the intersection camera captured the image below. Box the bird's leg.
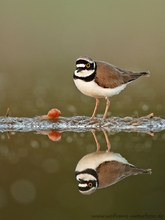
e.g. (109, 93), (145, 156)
(91, 130), (100, 151)
(102, 129), (111, 152)
(103, 97), (110, 119)
(91, 98), (99, 120)
(78, 98), (99, 124)
(77, 98), (99, 123)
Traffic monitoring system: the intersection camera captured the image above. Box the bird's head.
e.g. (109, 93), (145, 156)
(75, 169), (98, 195)
(74, 57), (96, 79)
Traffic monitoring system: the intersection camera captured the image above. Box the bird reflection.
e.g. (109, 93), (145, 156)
(75, 130), (152, 195)
(91, 129), (111, 151)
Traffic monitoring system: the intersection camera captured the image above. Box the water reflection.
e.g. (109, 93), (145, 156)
(75, 151), (151, 195)
(0, 129), (153, 200)
(75, 130), (152, 195)
(37, 130), (62, 142)
(10, 179), (36, 204)
(91, 129), (111, 151)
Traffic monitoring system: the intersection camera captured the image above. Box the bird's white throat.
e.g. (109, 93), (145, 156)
(75, 151), (131, 172)
(76, 173), (97, 182)
(74, 69), (95, 78)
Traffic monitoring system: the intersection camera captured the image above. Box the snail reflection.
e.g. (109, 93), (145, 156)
(75, 130), (152, 195)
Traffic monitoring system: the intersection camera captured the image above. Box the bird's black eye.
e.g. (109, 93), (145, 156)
(86, 63), (90, 68)
(88, 182), (93, 188)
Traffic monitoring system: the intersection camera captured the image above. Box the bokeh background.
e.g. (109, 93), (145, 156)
(0, 1), (165, 220)
(0, 0), (165, 117)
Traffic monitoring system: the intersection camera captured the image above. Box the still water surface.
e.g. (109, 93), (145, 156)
(0, 129), (165, 220)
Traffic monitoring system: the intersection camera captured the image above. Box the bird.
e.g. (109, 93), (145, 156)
(75, 151), (152, 195)
(73, 57), (150, 119)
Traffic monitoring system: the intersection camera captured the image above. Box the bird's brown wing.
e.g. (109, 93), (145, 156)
(96, 161), (149, 189)
(95, 61), (148, 88)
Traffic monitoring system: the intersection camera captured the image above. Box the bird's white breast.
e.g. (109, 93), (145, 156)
(75, 151), (132, 172)
(74, 79), (127, 98)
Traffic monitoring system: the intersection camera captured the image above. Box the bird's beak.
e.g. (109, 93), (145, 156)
(76, 67), (81, 73)
(78, 178), (86, 184)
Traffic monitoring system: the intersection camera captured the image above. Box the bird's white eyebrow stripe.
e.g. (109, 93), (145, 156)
(76, 64), (85, 68)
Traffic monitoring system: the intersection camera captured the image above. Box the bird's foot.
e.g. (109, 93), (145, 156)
(77, 117), (101, 127)
(76, 117), (91, 124)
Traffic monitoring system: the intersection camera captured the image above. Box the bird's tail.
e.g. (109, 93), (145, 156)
(141, 168), (152, 175)
(130, 167), (152, 176)
(127, 70), (150, 82)
(137, 70), (150, 77)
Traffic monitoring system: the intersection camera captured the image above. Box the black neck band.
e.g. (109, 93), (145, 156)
(73, 71), (96, 82)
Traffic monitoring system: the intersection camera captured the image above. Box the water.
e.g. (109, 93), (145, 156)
(0, 131), (165, 220)
(0, 0), (165, 219)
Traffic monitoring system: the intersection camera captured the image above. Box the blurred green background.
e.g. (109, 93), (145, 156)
(0, 0), (165, 220)
(0, 0), (164, 117)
